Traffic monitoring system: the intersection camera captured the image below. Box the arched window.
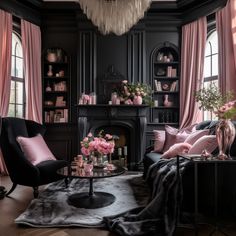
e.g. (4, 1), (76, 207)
(203, 29), (219, 120)
(8, 32), (25, 117)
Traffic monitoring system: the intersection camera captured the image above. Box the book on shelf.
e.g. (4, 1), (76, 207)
(154, 80), (162, 91)
(171, 68), (177, 77)
(170, 81), (177, 91)
(167, 66), (172, 77)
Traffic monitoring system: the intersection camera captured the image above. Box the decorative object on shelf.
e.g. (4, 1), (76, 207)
(162, 83), (169, 91)
(44, 100), (54, 106)
(195, 83), (236, 159)
(46, 51), (57, 62)
(47, 65), (53, 77)
(80, 130), (115, 166)
(163, 95), (173, 107)
(45, 82), (52, 92)
(78, 93), (97, 105)
(115, 80), (152, 105)
(77, 0), (152, 36)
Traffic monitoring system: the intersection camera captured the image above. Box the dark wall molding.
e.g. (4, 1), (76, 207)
(0, 0), (41, 26)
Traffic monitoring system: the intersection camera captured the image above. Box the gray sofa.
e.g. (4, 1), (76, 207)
(143, 120), (236, 218)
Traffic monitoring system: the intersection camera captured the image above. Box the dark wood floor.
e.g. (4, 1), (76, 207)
(1, 176), (236, 236)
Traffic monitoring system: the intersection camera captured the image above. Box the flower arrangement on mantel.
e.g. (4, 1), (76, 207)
(195, 83), (236, 120)
(80, 130), (115, 157)
(114, 80), (153, 105)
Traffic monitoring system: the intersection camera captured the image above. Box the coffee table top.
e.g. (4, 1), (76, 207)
(57, 165), (126, 179)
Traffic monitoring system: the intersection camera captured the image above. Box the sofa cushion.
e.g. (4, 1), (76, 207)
(153, 130), (166, 153)
(162, 124), (196, 152)
(184, 129), (209, 145)
(17, 134), (56, 165)
(188, 135), (217, 154)
(161, 143), (192, 159)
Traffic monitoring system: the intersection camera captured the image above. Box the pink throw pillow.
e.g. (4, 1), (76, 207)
(17, 134), (56, 165)
(162, 124), (196, 153)
(153, 130), (166, 153)
(184, 129), (209, 145)
(188, 135), (217, 154)
(161, 143), (192, 159)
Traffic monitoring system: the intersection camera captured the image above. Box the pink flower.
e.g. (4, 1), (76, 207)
(87, 132), (93, 137)
(122, 80), (128, 84)
(81, 147), (90, 156)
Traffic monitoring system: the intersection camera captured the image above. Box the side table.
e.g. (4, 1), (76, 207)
(180, 155), (236, 236)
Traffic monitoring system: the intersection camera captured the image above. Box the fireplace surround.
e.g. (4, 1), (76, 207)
(76, 105), (148, 170)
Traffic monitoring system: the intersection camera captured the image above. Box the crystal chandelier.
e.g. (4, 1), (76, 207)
(77, 0), (152, 36)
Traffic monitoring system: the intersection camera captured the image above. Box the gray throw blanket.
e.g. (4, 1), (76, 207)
(104, 158), (190, 236)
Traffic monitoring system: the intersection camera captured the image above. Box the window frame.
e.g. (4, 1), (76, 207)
(8, 21), (26, 118)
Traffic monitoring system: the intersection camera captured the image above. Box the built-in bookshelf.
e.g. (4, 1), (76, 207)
(42, 48), (71, 124)
(150, 42), (179, 126)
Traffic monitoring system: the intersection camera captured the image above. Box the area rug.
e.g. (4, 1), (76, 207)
(15, 173), (149, 227)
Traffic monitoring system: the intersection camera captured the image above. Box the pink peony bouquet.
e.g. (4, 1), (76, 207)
(81, 131), (115, 157)
(115, 80), (152, 105)
(214, 100), (236, 119)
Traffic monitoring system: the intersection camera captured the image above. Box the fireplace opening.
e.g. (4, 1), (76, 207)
(93, 125), (130, 168)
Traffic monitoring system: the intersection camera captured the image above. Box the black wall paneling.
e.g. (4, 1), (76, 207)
(128, 31), (146, 84)
(78, 31), (97, 95)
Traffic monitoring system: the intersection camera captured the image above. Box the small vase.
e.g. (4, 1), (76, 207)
(216, 119), (236, 160)
(47, 65), (53, 77)
(133, 96), (143, 105)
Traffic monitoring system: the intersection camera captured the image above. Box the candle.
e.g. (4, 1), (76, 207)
(118, 147), (122, 156)
(124, 146), (127, 156)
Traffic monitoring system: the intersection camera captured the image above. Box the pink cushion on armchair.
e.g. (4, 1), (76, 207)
(17, 134), (56, 165)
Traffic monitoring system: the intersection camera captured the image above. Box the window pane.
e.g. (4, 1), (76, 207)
(209, 31), (218, 54)
(8, 104), (15, 117)
(12, 33), (23, 57)
(212, 54), (218, 76)
(10, 81), (16, 103)
(205, 41), (211, 57)
(16, 105), (23, 118)
(204, 57), (211, 77)
(16, 57), (23, 78)
(16, 82), (23, 104)
(11, 56), (16, 77)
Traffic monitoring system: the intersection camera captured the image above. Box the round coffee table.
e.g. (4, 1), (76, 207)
(58, 165), (125, 209)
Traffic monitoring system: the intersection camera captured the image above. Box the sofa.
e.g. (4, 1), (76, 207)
(143, 120), (236, 218)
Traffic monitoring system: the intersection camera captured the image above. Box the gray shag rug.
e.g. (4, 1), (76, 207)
(15, 173), (149, 227)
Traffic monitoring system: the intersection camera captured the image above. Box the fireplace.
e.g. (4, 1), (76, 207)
(76, 104), (148, 170)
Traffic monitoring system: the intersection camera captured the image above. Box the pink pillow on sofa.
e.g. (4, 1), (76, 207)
(153, 130), (166, 153)
(188, 135), (217, 154)
(162, 124), (196, 152)
(161, 143), (192, 159)
(17, 134), (56, 165)
(184, 129), (209, 145)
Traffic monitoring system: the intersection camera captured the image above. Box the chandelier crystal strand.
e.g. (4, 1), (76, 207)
(77, 0), (152, 35)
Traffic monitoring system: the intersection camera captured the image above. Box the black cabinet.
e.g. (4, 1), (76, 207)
(42, 48), (71, 124)
(150, 42), (179, 126)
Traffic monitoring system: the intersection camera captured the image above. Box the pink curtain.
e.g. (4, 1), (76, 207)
(0, 10), (12, 174)
(179, 17), (207, 129)
(216, 0), (236, 95)
(21, 19), (42, 123)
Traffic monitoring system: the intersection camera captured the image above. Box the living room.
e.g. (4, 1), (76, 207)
(1, 0), (236, 235)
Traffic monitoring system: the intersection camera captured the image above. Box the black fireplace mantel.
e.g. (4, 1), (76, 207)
(76, 104), (149, 170)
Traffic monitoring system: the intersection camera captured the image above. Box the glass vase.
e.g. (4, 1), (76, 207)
(216, 119), (236, 160)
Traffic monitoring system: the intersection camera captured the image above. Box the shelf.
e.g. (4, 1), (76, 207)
(43, 76), (68, 79)
(44, 61), (68, 65)
(45, 91), (67, 94)
(44, 106), (68, 109)
(154, 76), (179, 80)
(152, 106), (179, 109)
(153, 91), (178, 94)
(154, 61), (178, 65)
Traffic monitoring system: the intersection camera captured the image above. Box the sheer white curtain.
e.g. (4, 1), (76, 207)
(21, 19), (42, 123)
(179, 17), (207, 128)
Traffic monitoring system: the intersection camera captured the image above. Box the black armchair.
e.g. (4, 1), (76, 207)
(0, 117), (68, 198)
